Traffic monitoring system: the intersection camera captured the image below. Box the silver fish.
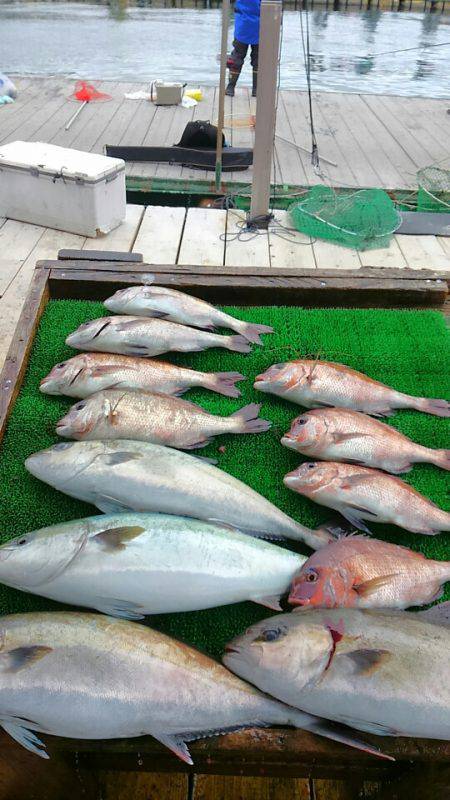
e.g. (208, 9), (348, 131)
(104, 284), (273, 344)
(40, 352), (245, 400)
(66, 316), (251, 357)
(56, 392), (271, 450)
(25, 440), (334, 550)
(223, 605), (450, 741)
(0, 513), (306, 616)
(0, 612), (381, 761)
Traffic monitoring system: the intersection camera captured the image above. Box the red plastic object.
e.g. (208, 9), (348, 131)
(70, 81), (112, 103)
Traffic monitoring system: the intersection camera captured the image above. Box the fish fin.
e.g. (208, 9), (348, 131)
(229, 403), (271, 434)
(115, 320), (146, 332)
(299, 715), (394, 761)
(340, 474), (375, 490)
(337, 508), (373, 534)
(332, 433), (370, 444)
(94, 525), (146, 551)
(239, 322), (273, 345)
(95, 494), (133, 514)
(205, 518), (286, 541)
(1, 720), (49, 759)
(183, 439), (213, 450)
(252, 594), (283, 611)
(124, 345), (150, 356)
(91, 365), (139, 377)
(370, 409), (395, 418)
(227, 336), (252, 354)
(151, 733), (193, 765)
(334, 715), (400, 737)
(354, 574), (399, 598)
(414, 398), (450, 418)
(94, 598), (145, 620)
(192, 454), (218, 465)
(341, 648), (391, 676)
(417, 601), (450, 628)
(145, 310), (171, 319)
(0, 646), (53, 673)
(100, 452), (143, 466)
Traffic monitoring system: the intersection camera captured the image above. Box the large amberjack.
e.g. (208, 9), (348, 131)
(0, 513), (307, 616)
(25, 440), (333, 550)
(223, 605), (450, 741)
(0, 613), (385, 761)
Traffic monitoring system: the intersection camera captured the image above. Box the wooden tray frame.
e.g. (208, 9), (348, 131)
(0, 258), (448, 792)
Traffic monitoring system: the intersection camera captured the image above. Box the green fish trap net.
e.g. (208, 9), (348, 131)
(417, 167), (450, 213)
(288, 185), (401, 251)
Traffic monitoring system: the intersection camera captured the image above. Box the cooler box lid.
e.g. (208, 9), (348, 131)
(0, 141), (125, 183)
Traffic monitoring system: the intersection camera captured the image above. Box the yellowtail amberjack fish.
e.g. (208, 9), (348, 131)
(0, 513), (306, 616)
(66, 316), (252, 357)
(104, 284), (273, 345)
(56, 392), (271, 450)
(223, 605), (450, 741)
(40, 353), (245, 400)
(0, 612), (387, 761)
(25, 440), (334, 550)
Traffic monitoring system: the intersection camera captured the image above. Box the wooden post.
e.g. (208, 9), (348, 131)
(215, 0), (230, 193)
(249, 0), (282, 226)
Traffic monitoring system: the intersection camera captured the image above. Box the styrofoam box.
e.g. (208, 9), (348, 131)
(0, 141), (126, 237)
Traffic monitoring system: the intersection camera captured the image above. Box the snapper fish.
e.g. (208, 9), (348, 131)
(255, 360), (450, 418)
(66, 316), (252, 357)
(284, 462), (450, 536)
(0, 612), (384, 761)
(56, 391), (270, 450)
(288, 535), (450, 609)
(282, 408), (450, 474)
(40, 352), (245, 400)
(25, 440), (334, 550)
(0, 513), (307, 616)
(223, 605), (450, 741)
(104, 284), (273, 345)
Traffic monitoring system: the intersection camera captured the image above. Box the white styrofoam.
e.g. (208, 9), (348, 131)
(0, 142), (126, 237)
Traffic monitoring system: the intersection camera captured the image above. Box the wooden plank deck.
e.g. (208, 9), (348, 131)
(1, 202), (448, 373)
(2, 77), (448, 190)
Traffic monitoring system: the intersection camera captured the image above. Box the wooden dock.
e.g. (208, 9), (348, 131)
(2, 77), (449, 191)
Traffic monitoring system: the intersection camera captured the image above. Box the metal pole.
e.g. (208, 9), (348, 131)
(65, 100), (88, 131)
(249, 0), (282, 227)
(215, 0), (230, 193)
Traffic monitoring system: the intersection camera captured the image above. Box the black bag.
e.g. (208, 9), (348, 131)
(176, 120), (226, 150)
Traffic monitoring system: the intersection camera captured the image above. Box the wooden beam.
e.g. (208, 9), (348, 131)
(215, 0), (230, 192)
(249, 0), (282, 225)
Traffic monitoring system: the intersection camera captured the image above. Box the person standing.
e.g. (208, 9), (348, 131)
(226, 0), (261, 98)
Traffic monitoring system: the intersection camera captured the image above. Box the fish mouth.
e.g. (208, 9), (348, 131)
(283, 474), (299, 489)
(224, 643), (242, 655)
(280, 435), (295, 450)
(287, 592), (309, 607)
(55, 423), (73, 437)
(39, 379), (53, 393)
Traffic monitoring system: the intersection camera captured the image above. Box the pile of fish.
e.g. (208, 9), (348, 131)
(1, 284), (448, 762)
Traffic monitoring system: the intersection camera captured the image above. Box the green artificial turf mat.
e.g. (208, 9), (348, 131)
(0, 301), (449, 660)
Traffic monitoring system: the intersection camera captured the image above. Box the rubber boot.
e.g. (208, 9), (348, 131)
(252, 69), (258, 98)
(225, 71), (239, 97)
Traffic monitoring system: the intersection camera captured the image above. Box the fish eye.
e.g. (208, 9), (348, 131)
(55, 362), (66, 370)
(307, 463), (316, 469)
(297, 418), (307, 425)
(305, 569), (319, 583)
(16, 538), (28, 547)
(74, 402), (86, 411)
(53, 442), (75, 451)
(257, 626), (287, 643)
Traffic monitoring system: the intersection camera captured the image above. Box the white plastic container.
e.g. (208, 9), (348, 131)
(0, 141), (126, 237)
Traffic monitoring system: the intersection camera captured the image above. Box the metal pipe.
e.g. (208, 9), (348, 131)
(64, 101), (88, 131)
(215, 0), (230, 193)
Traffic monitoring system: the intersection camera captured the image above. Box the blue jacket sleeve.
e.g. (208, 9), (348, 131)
(234, 0), (261, 46)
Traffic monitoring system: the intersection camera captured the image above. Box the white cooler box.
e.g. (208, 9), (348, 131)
(0, 141), (126, 237)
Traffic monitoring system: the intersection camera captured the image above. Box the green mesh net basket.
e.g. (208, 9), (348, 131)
(417, 167), (450, 213)
(288, 186), (401, 251)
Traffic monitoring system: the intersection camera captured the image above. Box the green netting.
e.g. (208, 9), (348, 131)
(0, 302), (449, 660)
(288, 185), (401, 251)
(417, 167), (450, 213)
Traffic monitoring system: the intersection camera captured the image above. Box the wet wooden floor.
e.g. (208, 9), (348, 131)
(1, 76), (448, 190)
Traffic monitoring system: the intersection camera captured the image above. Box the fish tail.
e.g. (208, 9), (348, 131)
(408, 397), (450, 417)
(226, 335), (252, 354)
(234, 321), (274, 345)
(203, 371), (246, 398)
(229, 403), (272, 434)
(427, 449), (450, 471)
